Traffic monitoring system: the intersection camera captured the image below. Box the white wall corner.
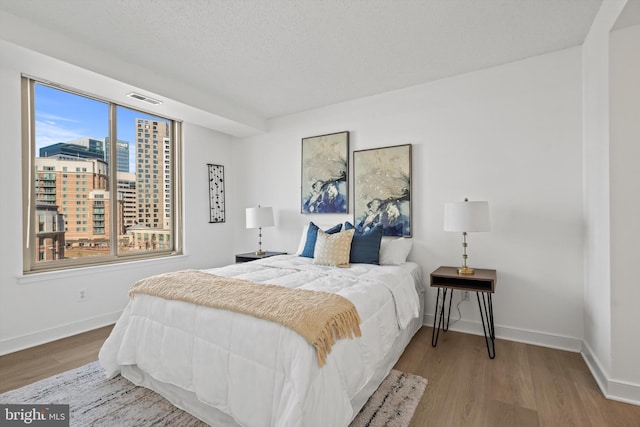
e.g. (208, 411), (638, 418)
(581, 341), (640, 407)
(581, 340), (611, 397)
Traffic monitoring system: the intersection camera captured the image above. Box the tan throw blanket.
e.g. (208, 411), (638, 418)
(129, 269), (361, 366)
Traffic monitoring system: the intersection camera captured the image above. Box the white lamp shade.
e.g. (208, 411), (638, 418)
(246, 206), (274, 229)
(444, 200), (490, 232)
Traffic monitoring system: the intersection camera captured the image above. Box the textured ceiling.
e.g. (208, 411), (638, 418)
(1, 0), (605, 121)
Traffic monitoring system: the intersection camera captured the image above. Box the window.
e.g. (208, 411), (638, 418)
(22, 78), (182, 273)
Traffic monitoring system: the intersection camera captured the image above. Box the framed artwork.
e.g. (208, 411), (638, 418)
(353, 144), (412, 237)
(301, 131), (349, 213)
(208, 164), (225, 223)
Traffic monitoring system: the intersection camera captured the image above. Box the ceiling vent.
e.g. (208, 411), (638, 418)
(126, 92), (163, 105)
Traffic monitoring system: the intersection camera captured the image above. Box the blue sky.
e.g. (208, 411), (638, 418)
(35, 83), (168, 173)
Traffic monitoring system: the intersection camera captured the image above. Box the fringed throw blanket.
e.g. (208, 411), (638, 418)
(129, 269), (361, 366)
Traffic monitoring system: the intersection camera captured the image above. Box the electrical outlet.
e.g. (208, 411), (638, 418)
(462, 291), (470, 301)
(78, 288), (87, 302)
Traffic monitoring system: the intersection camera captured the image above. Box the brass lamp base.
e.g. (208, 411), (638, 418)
(458, 231), (475, 275)
(458, 266), (475, 275)
(255, 226), (266, 256)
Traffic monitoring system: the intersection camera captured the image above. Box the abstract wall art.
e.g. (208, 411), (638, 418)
(301, 131), (349, 213)
(208, 163), (225, 223)
(353, 144), (412, 237)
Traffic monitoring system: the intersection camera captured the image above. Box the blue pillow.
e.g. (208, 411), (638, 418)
(300, 222), (342, 258)
(344, 222), (384, 264)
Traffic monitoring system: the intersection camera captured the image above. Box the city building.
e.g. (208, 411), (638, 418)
(35, 202), (65, 261)
(116, 172), (137, 235)
(105, 137), (130, 173)
(135, 118), (171, 230)
(34, 156), (110, 250)
(125, 223), (172, 251)
(41, 137), (130, 173)
(88, 188), (110, 247)
(39, 138), (104, 162)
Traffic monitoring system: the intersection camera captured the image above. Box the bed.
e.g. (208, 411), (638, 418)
(99, 232), (424, 427)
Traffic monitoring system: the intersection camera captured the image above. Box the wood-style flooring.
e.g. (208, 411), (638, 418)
(0, 326), (114, 394)
(1, 325), (639, 426)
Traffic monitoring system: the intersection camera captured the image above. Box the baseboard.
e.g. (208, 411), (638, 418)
(608, 380), (640, 406)
(581, 342), (640, 406)
(580, 341), (610, 398)
(422, 314), (583, 352)
(0, 311), (120, 356)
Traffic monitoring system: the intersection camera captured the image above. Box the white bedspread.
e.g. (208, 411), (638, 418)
(99, 255), (421, 427)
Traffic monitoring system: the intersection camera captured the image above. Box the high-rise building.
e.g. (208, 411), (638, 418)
(39, 138), (104, 162)
(105, 137), (131, 173)
(135, 118), (171, 230)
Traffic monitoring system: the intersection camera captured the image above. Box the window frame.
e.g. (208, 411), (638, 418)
(21, 76), (183, 274)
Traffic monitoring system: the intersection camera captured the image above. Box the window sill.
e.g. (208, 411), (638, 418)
(17, 253), (188, 285)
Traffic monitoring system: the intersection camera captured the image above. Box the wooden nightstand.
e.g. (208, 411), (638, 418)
(235, 251), (287, 263)
(430, 266), (497, 358)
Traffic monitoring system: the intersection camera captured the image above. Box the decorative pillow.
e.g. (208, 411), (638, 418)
(299, 222), (343, 258)
(378, 237), (413, 265)
(313, 229), (355, 267)
(344, 222), (384, 264)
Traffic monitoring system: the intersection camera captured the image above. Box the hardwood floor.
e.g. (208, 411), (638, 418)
(0, 325), (114, 394)
(1, 325), (639, 426)
(396, 328), (640, 427)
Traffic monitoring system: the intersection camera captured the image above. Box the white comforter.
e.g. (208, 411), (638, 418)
(99, 255), (421, 427)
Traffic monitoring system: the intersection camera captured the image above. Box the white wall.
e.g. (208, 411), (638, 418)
(0, 42), (237, 354)
(581, 0), (617, 385)
(610, 24), (640, 394)
(580, 0), (640, 405)
(232, 47), (585, 350)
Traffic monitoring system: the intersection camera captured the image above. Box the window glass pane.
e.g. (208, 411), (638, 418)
(26, 78), (180, 273)
(34, 84), (110, 263)
(116, 107), (172, 254)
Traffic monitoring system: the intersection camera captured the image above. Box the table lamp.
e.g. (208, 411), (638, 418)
(246, 206), (274, 255)
(444, 198), (490, 275)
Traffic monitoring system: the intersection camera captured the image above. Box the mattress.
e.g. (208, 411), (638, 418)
(99, 255), (425, 427)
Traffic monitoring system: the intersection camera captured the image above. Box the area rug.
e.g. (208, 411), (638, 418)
(0, 361), (427, 426)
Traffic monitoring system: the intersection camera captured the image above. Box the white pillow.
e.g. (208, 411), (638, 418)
(295, 224), (311, 255)
(378, 237), (413, 265)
